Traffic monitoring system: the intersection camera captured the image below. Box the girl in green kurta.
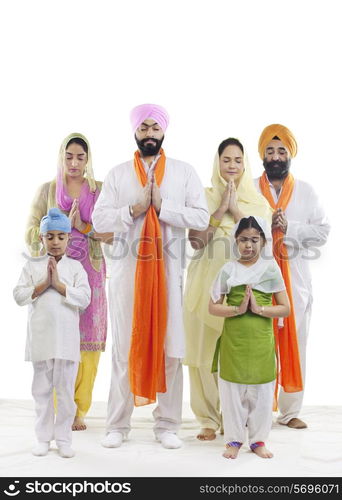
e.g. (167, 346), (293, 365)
(209, 216), (290, 459)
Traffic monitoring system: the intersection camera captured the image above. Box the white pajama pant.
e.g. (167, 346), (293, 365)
(277, 306), (312, 424)
(32, 359), (79, 446)
(106, 353), (183, 438)
(218, 377), (275, 446)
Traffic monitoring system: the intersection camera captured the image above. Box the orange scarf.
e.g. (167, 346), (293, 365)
(259, 172), (303, 404)
(129, 150), (168, 406)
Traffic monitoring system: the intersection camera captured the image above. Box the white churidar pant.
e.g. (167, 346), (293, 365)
(106, 353), (183, 437)
(32, 359), (78, 446)
(277, 305), (312, 423)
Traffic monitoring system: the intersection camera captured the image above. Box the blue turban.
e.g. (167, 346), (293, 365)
(40, 208), (71, 234)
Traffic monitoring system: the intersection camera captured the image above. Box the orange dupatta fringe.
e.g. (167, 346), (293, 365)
(259, 172), (303, 409)
(129, 150), (168, 406)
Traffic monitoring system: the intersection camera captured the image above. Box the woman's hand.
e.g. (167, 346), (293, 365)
(228, 180), (239, 215)
(237, 285), (251, 315)
(218, 182), (231, 214)
(69, 199), (86, 232)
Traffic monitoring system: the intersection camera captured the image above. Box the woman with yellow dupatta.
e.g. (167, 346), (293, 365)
(25, 133), (112, 431)
(183, 138), (273, 440)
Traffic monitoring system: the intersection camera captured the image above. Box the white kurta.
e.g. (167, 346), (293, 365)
(254, 177), (330, 331)
(92, 157), (209, 361)
(13, 255), (91, 363)
(255, 176), (330, 421)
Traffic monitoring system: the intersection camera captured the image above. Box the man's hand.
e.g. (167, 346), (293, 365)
(131, 179), (152, 218)
(151, 174), (162, 215)
(272, 208), (288, 233)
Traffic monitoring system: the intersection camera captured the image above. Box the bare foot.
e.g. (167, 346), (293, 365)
(252, 446), (273, 458)
(72, 416), (87, 431)
(223, 445), (240, 459)
(196, 428), (216, 441)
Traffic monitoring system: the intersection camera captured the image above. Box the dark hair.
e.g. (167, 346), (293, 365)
(272, 135), (280, 140)
(218, 138), (244, 157)
(66, 137), (88, 154)
(235, 216), (266, 241)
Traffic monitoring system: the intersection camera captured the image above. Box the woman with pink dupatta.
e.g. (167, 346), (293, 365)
(26, 133), (113, 431)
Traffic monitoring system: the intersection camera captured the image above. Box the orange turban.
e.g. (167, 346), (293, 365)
(258, 124), (297, 159)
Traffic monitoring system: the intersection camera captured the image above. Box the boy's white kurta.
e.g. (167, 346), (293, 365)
(13, 255), (91, 363)
(92, 157), (209, 361)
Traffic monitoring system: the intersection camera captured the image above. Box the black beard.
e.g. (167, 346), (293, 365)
(263, 158), (291, 180)
(135, 135), (164, 157)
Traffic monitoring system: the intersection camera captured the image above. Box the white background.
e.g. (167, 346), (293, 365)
(0, 0), (340, 405)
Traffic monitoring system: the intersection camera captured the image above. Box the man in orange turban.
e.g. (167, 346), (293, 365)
(255, 124), (330, 429)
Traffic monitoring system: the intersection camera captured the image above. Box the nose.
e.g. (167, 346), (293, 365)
(146, 127), (154, 137)
(71, 157), (78, 166)
(272, 152), (279, 160)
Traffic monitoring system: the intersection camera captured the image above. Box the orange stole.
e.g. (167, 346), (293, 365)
(129, 150), (168, 406)
(259, 173), (303, 404)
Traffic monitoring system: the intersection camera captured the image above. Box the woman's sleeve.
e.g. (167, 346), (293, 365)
(210, 267), (229, 303)
(25, 183), (49, 256)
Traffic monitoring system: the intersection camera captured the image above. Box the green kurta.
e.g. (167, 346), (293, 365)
(212, 285), (276, 384)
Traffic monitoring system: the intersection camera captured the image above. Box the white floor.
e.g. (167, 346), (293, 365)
(1, 400), (342, 478)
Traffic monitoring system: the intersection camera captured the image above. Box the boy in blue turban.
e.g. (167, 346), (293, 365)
(13, 208), (91, 458)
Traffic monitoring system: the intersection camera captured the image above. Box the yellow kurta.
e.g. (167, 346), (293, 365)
(183, 152), (273, 368)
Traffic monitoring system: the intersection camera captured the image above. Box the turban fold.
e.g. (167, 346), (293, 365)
(130, 103), (169, 132)
(40, 207), (71, 234)
(258, 124), (297, 159)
